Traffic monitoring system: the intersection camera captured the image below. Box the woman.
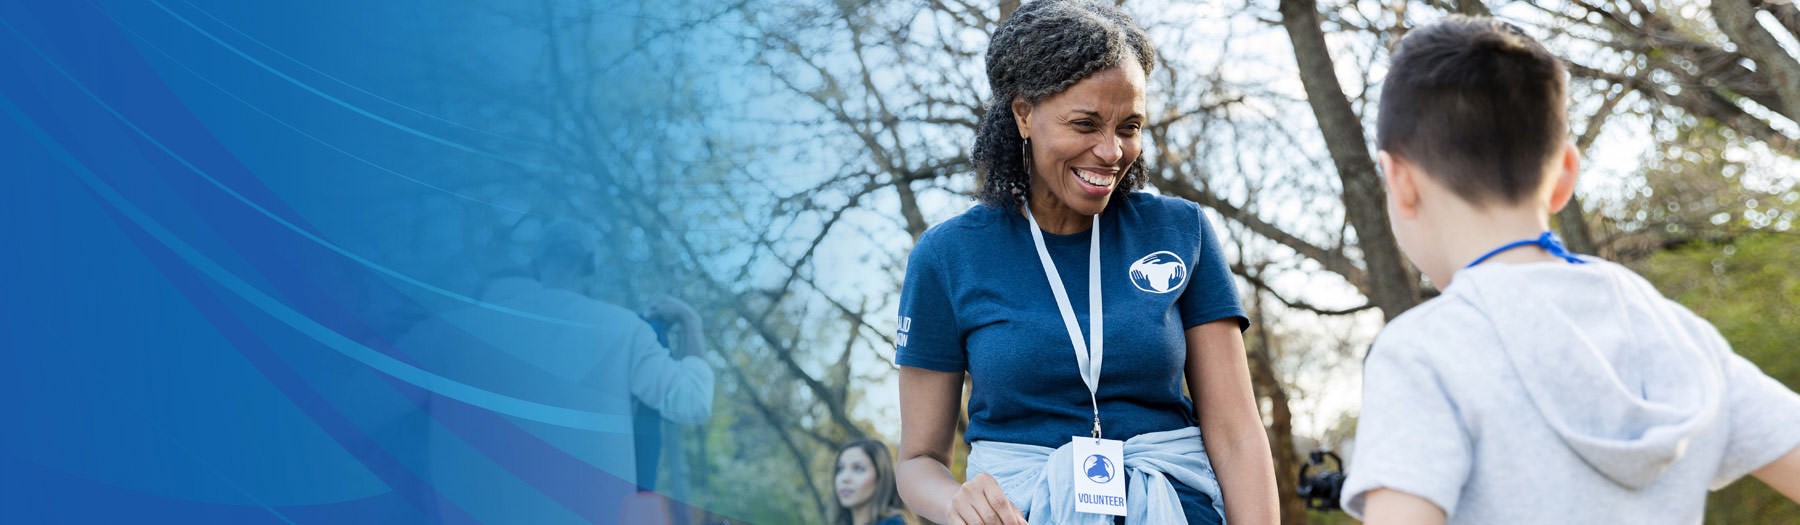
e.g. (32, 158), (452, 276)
(893, 1), (1278, 524)
(833, 439), (912, 525)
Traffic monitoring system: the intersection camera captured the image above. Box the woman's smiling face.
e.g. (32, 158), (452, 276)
(1013, 60), (1148, 219)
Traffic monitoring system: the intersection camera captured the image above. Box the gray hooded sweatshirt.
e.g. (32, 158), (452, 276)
(1342, 259), (1800, 523)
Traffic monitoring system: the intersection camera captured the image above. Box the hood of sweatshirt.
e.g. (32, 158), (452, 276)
(1449, 259), (1725, 489)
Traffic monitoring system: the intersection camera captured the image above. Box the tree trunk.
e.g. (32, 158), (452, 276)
(1713, 0), (1800, 122)
(896, 177), (929, 242)
(1766, 2), (1800, 43)
(1555, 200), (1597, 256)
(1278, 0), (1419, 321)
(1453, 0), (1490, 16)
(1247, 288), (1308, 525)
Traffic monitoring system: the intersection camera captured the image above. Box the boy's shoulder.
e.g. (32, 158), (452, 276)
(1368, 290), (1499, 365)
(1371, 257), (1727, 372)
(1445, 257), (1707, 331)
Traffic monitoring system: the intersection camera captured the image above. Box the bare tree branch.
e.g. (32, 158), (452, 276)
(1763, 1), (1800, 42)
(1150, 170), (1372, 294)
(714, 348), (831, 522)
(1279, 0), (1419, 320)
(1567, 61), (1800, 158)
(1233, 263), (1378, 316)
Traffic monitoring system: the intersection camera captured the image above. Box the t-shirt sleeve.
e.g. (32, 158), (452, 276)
(1178, 202), (1248, 330)
(1340, 333), (1473, 519)
(895, 232), (965, 373)
(1711, 349), (1800, 487)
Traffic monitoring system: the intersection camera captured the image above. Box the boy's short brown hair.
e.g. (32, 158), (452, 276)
(1378, 15), (1567, 206)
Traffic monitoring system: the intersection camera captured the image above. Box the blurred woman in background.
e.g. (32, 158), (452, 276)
(833, 439), (913, 525)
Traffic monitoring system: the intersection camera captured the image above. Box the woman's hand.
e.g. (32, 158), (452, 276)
(945, 472), (1026, 525)
(900, 367), (1028, 524)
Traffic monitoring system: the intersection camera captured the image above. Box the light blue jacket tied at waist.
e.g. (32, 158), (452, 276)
(967, 426), (1227, 525)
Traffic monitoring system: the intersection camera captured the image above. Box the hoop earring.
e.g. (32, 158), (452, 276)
(1020, 137), (1033, 177)
(1017, 137), (1033, 201)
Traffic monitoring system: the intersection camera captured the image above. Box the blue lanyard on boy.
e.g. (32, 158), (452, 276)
(1465, 231), (1586, 268)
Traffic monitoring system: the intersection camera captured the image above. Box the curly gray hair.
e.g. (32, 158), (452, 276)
(973, 0), (1157, 210)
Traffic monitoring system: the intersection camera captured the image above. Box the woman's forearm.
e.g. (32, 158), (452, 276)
(897, 366), (979, 523)
(897, 455), (963, 523)
(1208, 425), (1280, 524)
(1186, 321), (1279, 523)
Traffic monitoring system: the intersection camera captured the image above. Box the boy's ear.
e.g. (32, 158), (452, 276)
(1547, 142), (1581, 213)
(1379, 150), (1421, 220)
(1011, 97), (1033, 139)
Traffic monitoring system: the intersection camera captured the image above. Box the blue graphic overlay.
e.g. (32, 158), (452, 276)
(1, 0), (747, 523)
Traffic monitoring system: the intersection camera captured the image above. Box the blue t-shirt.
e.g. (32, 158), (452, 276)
(896, 192), (1248, 448)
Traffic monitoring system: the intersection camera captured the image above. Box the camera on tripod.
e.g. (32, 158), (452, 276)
(1296, 449), (1347, 511)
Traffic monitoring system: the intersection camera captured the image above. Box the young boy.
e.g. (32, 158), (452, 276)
(1340, 15), (1800, 523)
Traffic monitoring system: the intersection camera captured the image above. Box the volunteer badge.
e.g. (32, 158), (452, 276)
(1073, 437), (1126, 516)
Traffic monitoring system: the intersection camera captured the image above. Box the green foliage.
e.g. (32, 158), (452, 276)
(1633, 233), (1800, 523)
(1307, 509), (1361, 525)
(686, 342), (836, 524)
(1635, 233), (1800, 390)
(1593, 120), (1798, 262)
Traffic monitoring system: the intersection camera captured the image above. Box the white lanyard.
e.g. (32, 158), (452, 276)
(1023, 202), (1105, 439)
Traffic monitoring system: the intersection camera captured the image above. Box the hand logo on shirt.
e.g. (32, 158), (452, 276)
(1084, 454), (1116, 484)
(1129, 251), (1187, 294)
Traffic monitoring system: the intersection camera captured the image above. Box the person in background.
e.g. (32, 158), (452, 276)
(833, 439), (913, 525)
(391, 219), (715, 522)
(1341, 15), (1800, 524)
(452, 219), (715, 428)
